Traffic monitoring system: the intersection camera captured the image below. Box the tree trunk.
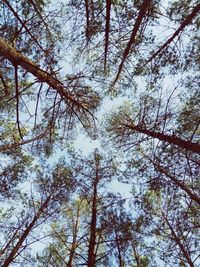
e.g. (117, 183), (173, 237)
(0, 38), (86, 111)
(144, 3), (200, 65)
(104, 0), (111, 71)
(67, 204), (81, 267)
(164, 216), (194, 267)
(125, 123), (200, 154)
(87, 155), (99, 267)
(153, 162), (200, 206)
(2, 195), (51, 267)
(113, 0), (151, 85)
(115, 229), (124, 267)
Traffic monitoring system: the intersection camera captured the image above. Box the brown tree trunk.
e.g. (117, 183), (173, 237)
(87, 155), (99, 267)
(125, 123), (200, 154)
(0, 38), (87, 111)
(154, 163), (200, 206)
(67, 204), (81, 267)
(2, 195), (51, 267)
(115, 229), (124, 267)
(113, 0), (151, 85)
(104, 0), (111, 71)
(144, 3), (200, 65)
(164, 216), (194, 267)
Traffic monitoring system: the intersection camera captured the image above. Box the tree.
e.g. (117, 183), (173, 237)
(0, 0), (199, 266)
(0, 159), (75, 266)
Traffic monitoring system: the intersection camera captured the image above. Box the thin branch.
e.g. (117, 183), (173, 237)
(34, 83), (43, 128)
(29, 0), (52, 37)
(3, 0), (46, 52)
(0, 131), (46, 152)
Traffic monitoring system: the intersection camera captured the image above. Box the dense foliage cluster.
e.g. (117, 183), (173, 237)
(0, 0), (199, 266)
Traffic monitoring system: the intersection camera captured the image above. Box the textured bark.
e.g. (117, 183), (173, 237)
(0, 38), (88, 112)
(125, 123), (200, 154)
(2, 195), (51, 267)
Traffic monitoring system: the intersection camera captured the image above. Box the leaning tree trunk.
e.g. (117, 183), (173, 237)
(0, 38), (86, 111)
(124, 123), (200, 154)
(2, 195), (51, 267)
(164, 216), (195, 267)
(154, 162), (200, 206)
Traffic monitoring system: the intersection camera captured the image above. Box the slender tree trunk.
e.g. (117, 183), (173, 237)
(104, 0), (111, 71)
(2, 195), (51, 267)
(67, 237), (77, 267)
(67, 205), (81, 267)
(113, 0), (151, 85)
(125, 123), (200, 154)
(114, 229), (124, 267)
(164, 216), (194, 267)
(87, 156), (99, 267)
(144, 3), (200, 65)
(87, 180), (97, 267)
(84, 0), (90, 42)
(131, 241), (140, 267)
(153, 162), (200, 206)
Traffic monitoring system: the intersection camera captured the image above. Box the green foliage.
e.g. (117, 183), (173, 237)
(0, 0), (199, 266)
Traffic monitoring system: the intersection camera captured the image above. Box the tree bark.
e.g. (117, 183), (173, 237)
(0, 38), (88, 112)
(113, 0), (151, 85)
(2, 195), (51, 267)
(87, 156), (99, 267)
(164, 216), (194, 267)
(124, 123), (200, 154)
(154, 163), (200, 206)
